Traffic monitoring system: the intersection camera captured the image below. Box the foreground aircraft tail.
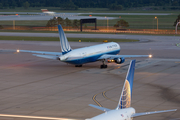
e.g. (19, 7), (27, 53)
(88, 60), (177, 119)
(116, 59), (136, 110)
(58, 25), (72, 55)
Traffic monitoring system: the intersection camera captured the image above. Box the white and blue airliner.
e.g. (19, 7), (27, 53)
(86, 60), (177, 120)
(16, 25), (152, 68)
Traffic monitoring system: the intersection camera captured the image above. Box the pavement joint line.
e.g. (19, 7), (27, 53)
(0, 79), (95, 116)
(133, 62), (180, 107)
(26, 75), (103, 115)
(145, 66), (180, 112)
(27, 84), (96, 116)
(0, 67), (87, 92)
(1, 75), (104, 115)
(135, 63), (174, 83)
(146, 83), (180, 112)
(0, 67), (90, 112)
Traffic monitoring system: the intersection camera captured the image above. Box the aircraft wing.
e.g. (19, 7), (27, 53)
(0, 49), (62, 60)
(98, 54), (152, 60)
(131, 109), (177, 117)
(1, 49), (62, 56)
(32, 54), (60, 60)
(17, 50), (62, 56)
(89, 104), (111, 112)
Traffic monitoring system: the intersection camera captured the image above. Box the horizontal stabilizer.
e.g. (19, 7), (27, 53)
(32, 54), (59, 60)
(19, 50), (62, 55)
(89, 104), (111, 112)
(131, 109), (177, 117)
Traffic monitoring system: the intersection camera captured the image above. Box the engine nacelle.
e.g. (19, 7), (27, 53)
(114, 57), (125, 64)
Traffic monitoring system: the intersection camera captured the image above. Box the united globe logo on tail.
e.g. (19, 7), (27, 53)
(119, 80), (131, 109)
(116, 60), (135, 110)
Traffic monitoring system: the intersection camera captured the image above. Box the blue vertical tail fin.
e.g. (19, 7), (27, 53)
(116, 60), (136, 110)
(58, 25), (72, 55)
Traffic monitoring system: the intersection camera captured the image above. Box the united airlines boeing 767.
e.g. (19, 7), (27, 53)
(86, 60), (177, 120)
(15, 25), (152, 68)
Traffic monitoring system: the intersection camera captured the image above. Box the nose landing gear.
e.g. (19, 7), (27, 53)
(100, 60), (107, 69)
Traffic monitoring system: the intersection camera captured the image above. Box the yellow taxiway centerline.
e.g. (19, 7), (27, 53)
(0, 114), (78, 120)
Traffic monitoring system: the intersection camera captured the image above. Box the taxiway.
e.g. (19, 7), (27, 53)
(0, 35), (179, 120)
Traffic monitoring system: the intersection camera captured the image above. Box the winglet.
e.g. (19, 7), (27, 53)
(58, 25), (72, 55)
(116, 60), (136, 109)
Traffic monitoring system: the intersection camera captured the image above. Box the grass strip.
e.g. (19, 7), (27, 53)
(0, 36), (138, 42)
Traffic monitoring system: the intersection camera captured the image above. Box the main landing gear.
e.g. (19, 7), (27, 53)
(100, 60), (107, 69)
(75, 65), (82, 67)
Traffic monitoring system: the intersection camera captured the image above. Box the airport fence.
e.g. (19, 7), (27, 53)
(1, 25), (180, 34)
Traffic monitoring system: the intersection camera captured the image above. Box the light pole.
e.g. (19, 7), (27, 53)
(105, 16), (108, 30)
(155, 16), (158, 31)
(175, 22), (180, 34)
(13, 20), (15, 30)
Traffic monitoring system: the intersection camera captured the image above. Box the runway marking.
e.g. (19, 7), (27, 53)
(102, 86), (120, 103)
(92, 93), (103, 107)
(92, 86), (120, 106)
(0, 114), (78, 120)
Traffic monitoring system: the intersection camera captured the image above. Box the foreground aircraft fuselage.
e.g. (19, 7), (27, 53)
(89, 108), (135, 120)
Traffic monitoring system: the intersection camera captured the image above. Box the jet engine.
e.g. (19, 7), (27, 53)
(114, 57), (125, 64)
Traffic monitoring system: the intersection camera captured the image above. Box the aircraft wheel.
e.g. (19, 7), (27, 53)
(100, 65), (107, 69)
(75, 65), (82, 67)
(100, 65), (103, 69)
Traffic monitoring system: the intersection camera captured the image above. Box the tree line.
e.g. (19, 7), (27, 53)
(46, 17), (80, 29)
(0, 0), (180, 10)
